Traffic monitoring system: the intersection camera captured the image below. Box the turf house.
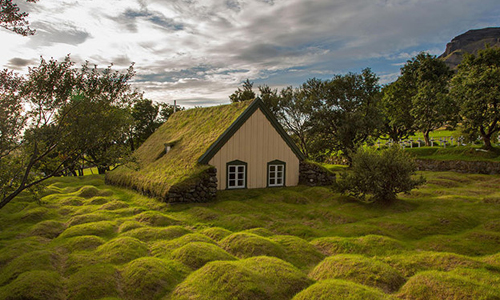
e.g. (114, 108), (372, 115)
(106, 98), (333, 203)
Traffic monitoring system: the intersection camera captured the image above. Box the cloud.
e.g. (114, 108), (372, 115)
(27, 21), (90, 47)
(6, 58), (36, 70)
(119, 8), (185, 32)
(1, 0), (499, 106)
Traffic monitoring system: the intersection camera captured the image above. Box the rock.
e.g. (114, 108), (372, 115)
(439, 27), (500, 69)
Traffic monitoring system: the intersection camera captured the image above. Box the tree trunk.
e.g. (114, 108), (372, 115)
(423, 131), (431, 146)
(481, 130), (493, 150)
(77, 168), (84, 176)
(97, 166), (107, 174)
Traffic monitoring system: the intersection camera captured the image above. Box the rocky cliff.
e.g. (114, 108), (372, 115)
(439, 27), (500, 69)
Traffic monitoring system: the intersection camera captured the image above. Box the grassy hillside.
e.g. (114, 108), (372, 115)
(1, 172), (500, 299)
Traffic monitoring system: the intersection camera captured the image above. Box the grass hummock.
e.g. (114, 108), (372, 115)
(0, 172), (500, 299)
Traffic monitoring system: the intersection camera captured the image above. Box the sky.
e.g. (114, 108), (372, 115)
(1, 0), (499, 107)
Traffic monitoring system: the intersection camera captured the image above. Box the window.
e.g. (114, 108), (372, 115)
(227, 160), (247, 189)
(268, 160), (285, 187)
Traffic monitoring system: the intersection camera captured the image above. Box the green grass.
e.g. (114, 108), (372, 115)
(0, 172), (500, 299)
(406, 145), (500, 162)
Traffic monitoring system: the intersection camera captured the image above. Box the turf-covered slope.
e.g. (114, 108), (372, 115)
(106, 100), (252, 200)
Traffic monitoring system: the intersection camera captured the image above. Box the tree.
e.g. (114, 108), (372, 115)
(229, 79), (255, 102)
(309, 69), (382, 163)
(0, 55), (138, 209)
(261, 85), (315, 158)
(1, 0), (38, 35)
(130, 99), (160, 151)
(399, 53), (455, 146)
(380, 80), (416, 142)
(338, 147), (425, 203)
(451, 47), (500, 150)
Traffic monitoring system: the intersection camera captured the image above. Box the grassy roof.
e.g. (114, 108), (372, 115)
(106, 100), (252, 199)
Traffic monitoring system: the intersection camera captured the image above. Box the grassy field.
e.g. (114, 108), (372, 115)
(1, 172), (500, 299)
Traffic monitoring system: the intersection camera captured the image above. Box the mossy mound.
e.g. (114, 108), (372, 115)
(17, 206), (55, 223)
(86, 196), (111, 205)
(67, 212), (112, 227)
(171, 256), (312, 300)
(118, 220), (144, 233)
(199, 227), (232, 241)
(150, 233), (217, 257)
(397, 270), (500, 300)
(64, 251), (101, 275)
(0, 270), (65, 300)
(99, 200), (129, 210)
(59, 196), (84, 206)
(188, 207), (221, 221)
(311, 235), (408, 256)
(292, 279), (396, 300)
(281, 190), (311, 204)
(0, 250), (58, 286)
(270, 235), (325, 270)
(382, 251), (487, 278)
(121, 257), (188, 300)
(28, 220), (66, 239)
(416, 230), (500, 256)
(67, 264), (121, 300)
(134, 211), (179, 227)
(59, 221), (117, 239)
(96, 237), (149, 264)
(220, 232), (286, 259)
(309, 254), (405, 292)
(483, 252), (500, 268)
(61, 235), (106, 252)
(121, 225), (191, 242)
(76, 186), (103, 198)
(171, 242), (237, 269)
(243, 227), (274, 237)
(0, 237), (45, 268)
(218, 214), (263, 230)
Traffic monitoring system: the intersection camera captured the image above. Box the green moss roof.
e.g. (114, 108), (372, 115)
(106, 100), (252, 199)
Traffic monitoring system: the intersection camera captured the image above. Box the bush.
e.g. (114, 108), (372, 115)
(338, 147), (425, 203)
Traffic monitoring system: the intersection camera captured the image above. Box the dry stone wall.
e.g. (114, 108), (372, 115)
(299, 161), (336, 186)
(416, 159), (500, 174)
(166, 168), (218, 203)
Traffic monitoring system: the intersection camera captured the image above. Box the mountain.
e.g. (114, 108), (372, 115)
(439, 27), (500, 69)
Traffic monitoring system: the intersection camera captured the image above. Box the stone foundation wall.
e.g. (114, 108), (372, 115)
(166, 168), (218, 203)
(299, 161), (336, 186)
(416, 159), (500, 175)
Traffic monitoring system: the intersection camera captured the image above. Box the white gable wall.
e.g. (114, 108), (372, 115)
(208, 108), (300, 190)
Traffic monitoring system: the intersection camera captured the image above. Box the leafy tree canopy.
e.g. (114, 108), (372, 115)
(451, 46), (500, 149)
(0, 0), (37, 35)
(229, 79), (256, 103)
(0, 55), (138, 209)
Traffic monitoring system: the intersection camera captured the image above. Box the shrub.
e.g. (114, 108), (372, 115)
(338, 147), (425, 203)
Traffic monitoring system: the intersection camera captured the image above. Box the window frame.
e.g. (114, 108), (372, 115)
(267, 160), (286, 187)
(226, 160), (247, 189)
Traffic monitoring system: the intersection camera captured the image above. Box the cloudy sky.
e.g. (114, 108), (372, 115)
(1, 0), (499, 107)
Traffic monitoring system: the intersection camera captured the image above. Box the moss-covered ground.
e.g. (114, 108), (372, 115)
(1, 171), (500, 299)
